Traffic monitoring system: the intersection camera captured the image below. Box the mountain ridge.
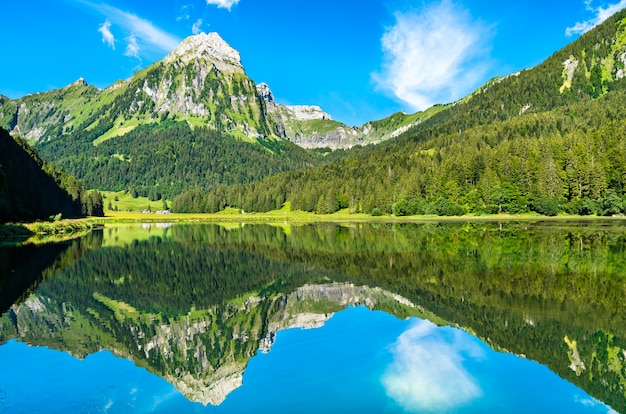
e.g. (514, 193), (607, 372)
(0, 31), (431, 150)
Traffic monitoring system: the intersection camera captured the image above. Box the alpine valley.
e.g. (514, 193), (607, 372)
(4, 5), (626, 413)
(2, 9), (626, 215)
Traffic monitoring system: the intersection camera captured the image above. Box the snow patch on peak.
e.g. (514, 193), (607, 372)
(164, 32), (241, 70)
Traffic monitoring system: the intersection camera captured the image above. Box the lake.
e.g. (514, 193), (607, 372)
(0, 221), (624, 413)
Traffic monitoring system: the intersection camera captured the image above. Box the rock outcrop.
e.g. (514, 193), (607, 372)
(163, 32), (243, 72)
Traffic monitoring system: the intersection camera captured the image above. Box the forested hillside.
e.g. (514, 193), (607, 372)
(0, 128), (102, 222)
(187, 91), (626, 215)
(175, 9), (626, 216)
(399, 8), (626, 139)
(38, 121), (323, 200)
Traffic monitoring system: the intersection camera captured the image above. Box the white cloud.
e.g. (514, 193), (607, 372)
(206, 0), (239, 11)
(177, 4), (191, 21)
(81, 1), (181, 56)
(192, 19), (203, 35)
(372, 0), (493, 111)
(124, 35), (140, 59)
(98, 20), (115, 50)
(566, 0), (626, 36)
(381, 320), (483, 412)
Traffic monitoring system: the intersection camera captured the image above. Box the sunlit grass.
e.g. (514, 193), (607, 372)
(101, 191), (168, 213)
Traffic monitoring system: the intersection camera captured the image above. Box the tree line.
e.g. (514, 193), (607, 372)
(0, 128), (103, 223)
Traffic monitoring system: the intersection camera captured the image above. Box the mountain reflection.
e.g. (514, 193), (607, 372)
(1, 222), (625, 412)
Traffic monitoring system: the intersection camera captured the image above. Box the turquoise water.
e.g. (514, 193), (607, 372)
(0, 306), (612, 413)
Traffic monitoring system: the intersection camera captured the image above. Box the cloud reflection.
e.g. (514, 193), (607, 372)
(382, 320), (483, 412)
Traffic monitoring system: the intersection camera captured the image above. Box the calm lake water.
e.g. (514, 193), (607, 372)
(0, 221), (625, 413)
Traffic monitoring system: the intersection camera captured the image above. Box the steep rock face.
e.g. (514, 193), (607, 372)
(257, 83), (366, 149)
(163, 32), (243, 72)
(104, 32), (270, 140)
(284, 105), (332, 121)
(256, 82), (440, 149)
(256, 82), (274, 108)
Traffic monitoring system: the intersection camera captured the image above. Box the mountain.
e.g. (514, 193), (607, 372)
(257, 81), (446, 149)
(0, 32), (393, 198)
(399, 7), (626, 139)
(4, 8), (626, 203)
(0, 32), (420, 151)
(191, 8), (626, 216)
(0, 32), (458, 199)
(0, 127), (101, 222)
(0, 33), (269, 143)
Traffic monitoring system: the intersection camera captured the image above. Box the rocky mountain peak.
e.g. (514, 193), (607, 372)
(256, 82), (276, 114)
(163, 32), (242, 71)
(68, 78), (88, 88)
(285, 105), (332, 121)
(256, 82), (274, 105)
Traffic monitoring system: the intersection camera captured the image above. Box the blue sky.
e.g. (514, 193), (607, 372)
(2, 0), (625, 126)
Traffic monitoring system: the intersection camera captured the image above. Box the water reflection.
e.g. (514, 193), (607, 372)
(383, 320), (483, 412)
(0, 221), (625, 412)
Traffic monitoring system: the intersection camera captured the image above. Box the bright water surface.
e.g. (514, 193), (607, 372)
(0, 221), (624, 413)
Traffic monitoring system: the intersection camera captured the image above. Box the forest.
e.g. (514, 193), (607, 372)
(174, 90), (626, 216)
(38, 121), (324, 201)
(0, 127), (103, 223)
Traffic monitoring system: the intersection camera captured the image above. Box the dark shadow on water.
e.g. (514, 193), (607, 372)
(0, 224), (33, 244)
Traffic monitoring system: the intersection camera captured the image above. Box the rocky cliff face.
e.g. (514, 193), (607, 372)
(255, 82), (442, 149)
(1, 282), (420, 406)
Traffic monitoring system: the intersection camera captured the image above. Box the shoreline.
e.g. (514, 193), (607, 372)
(3, 211), (626, 243)
(91, 211), (626, 225)
(0, 219), (100, 245)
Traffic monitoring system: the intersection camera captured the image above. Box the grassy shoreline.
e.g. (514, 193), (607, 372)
(2, 211), (625, 246)
(93, 210), (626, 224)
(0, 219), (100, 244)
(4, 210), (626, 240)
